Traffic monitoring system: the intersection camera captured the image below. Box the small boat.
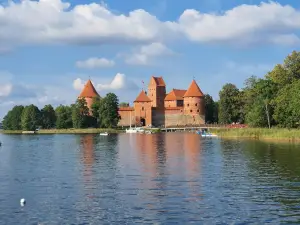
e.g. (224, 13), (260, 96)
(126, 128), (138, 133)
(196, 129), (218, 137)
(100, 132), (109, 136)
(145, 130), (152, 134)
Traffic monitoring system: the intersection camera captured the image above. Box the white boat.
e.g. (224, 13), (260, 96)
(126, 111), (141, 133)
(100, 132), (109, 136)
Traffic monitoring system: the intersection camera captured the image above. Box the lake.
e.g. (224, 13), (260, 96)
(1, 132), (300, 224)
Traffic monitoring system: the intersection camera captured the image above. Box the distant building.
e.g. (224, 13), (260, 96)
(77, 77), (205, 127)
(118, 76), (205, 127)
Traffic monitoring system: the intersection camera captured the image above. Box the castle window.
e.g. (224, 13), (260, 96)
(195, 103), (198, 106)
(190, 110), (193, 113)
(142, 107), (144, 111)
(197, 110), (199, 112)
(187, 104), (189, 107)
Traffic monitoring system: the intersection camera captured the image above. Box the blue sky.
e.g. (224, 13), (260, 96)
(0, 0), (300, 119)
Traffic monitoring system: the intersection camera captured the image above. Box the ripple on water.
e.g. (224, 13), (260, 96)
(1, 133), (300, 223)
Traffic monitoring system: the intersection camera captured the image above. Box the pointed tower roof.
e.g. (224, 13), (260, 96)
(79, 79), (100, 98)
(183, 80), (204, 97)
(134, 90), (152, 102)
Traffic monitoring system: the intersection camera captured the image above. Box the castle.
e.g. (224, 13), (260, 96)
(78, 76), (205, 127)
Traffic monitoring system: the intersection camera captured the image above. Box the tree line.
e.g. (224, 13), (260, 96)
(207, 50), (300, 128)
(2, 93), (120, 131)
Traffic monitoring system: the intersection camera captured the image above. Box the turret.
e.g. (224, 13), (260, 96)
(78, 79), (100, 114)
(148, 76), (166, 109)
(183, 80), (205, 116)
(134, 90), (152, 126)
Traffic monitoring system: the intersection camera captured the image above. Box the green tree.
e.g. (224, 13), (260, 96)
(40, 104), (56, 129)
(21, 104), (41, 131)
(72, 98), (89, 128)
(2, 105), (24, 130)
(98, 93), (120, 128)
(273, 80), (300, 128)
(204, 94), (215, 124)
(55, 105), (73, 129)
(218, 83), (242, 124)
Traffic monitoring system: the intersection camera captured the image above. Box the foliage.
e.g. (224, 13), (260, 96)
(98, 93), (120, 128)
(72, 98), (90, 129)
(40, 104), (56, 129)
(204, 94), (218, 123)
(273, 80), (300, 128)
(2, 105), (24, 130)
(55, 105), (73, 129)
(218, 83), (242, 124)
(21, 104), (41, 131)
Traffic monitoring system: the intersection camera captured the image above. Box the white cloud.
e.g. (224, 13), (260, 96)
(76, 57), (115, 69)
(0, 84), (12, 97)
(178, 2), (300, 45)
(97, 73), (136, 90)
(124, 42), (175, 65)
(73, 78), (85, 91)
(73, 73), (138, 92)
(0, 0), (176, 49)
(1, 1), (300, 48)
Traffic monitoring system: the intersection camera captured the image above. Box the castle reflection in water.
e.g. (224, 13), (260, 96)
(78, 133), (203, 199)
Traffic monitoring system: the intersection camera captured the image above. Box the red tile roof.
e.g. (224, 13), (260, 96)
(151, 76), (166, 86)
(165, 89), (187, 101)
(134, 91), (152, 102)
(78, 80), (100, 98)
(183, 80), (204, 97)
(118, 107), (134, 111)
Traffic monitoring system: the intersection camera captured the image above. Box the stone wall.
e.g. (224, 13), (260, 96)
(118, 108), (135, 127)
(152, 107), (205, 127)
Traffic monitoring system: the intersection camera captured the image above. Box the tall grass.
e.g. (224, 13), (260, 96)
(210, 128), (300, 141)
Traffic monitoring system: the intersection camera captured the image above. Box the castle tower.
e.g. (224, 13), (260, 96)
(183, 80), (205, 116)
(78, 79), (100, 114)
(134, 91), (152, 126)
(148, 76), (166, 109)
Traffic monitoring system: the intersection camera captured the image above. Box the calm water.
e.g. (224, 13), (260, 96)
(1, 133), (300, 224)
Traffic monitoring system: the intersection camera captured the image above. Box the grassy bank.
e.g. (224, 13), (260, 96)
(1, 128), (125, 134)
(210, 128), (300, 141)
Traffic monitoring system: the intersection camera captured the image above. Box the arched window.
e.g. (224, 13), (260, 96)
(190, 110), (193, 113)
(195, 103), (198, 106)
(142, 107), (144, 111)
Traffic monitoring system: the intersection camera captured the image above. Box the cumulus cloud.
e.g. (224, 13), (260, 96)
(0, 1), (300, 48)
(97, 73), (137, 91)
(73, 78), (85, 91)
(124, 42), (175, 65)
(0, 0), (176, 49)
(178, 2), (300, 45)
(76, 57), (115, 69)
(73, 73), (138, 92)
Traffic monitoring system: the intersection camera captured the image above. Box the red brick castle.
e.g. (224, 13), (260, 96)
(78, 76), (205, 127)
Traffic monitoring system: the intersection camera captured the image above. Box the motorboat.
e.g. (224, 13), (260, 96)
(100, 132), (109, 136)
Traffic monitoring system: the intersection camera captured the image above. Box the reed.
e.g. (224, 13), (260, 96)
(210, 128), (300, 141)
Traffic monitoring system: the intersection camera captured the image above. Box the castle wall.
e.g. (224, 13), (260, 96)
(151, 107), (205, 127)
(118, 108), (135, 126)
(165, 100), (177, 108)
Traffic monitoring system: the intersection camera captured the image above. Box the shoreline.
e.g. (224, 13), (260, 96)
(0, 128), (125, 134)
(2, 128), (300, 143)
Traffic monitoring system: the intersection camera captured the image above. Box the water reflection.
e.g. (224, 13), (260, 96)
(3, 133), (300, 223)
